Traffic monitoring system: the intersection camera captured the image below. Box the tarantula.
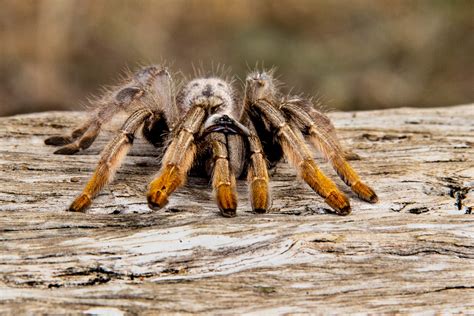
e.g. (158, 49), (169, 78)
(45, 65), (377, 217)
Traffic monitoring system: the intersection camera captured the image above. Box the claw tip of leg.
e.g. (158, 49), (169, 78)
(369, 193), (379, 203)
(147, 192), (168, 210)
(45, 136), (72, 146)
(325, 191), (351, 216)
(337, 204), (352, 216)
(68, 207), (86, 213)
(254, 208), (267, 214)
(147, 201), (164, 211)
(54, 147), (79, 155)
(68, 194), (91, 212)
(220, 208), (237, 217)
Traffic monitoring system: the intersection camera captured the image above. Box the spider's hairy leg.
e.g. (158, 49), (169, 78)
(44, 121), (92, 146)
(241, 117), (270, 213)
(46, 119), (102, 155)
(208, 134), (238, 217)
(247, 132), (271, 213)
(147, 104), (206, 210)
(45, 65), (163, 154)
(69, 108), (152, 212)
(252, 99), (351, 215)
(281, 99), (378, 203)
(202, 111), (250, 215)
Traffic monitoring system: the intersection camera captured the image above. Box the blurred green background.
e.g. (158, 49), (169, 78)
(1, 0), (473, 116)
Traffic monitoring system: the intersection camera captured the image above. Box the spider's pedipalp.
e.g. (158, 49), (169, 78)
(201, 115), (248, 216)
(245, 117), (271, 213)
(208, 133), (238, 217)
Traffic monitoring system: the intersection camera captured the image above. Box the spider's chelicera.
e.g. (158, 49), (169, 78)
(45, 65), (378, 217)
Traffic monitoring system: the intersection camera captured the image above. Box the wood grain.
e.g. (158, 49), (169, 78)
(0, 105), (473, 314)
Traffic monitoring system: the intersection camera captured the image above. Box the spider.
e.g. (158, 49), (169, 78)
(45, 65), (377, 217)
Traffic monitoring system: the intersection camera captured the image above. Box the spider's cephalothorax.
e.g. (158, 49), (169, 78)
(45, 65), (377, 217)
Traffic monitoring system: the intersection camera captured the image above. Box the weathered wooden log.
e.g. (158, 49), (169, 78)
(0, 104), (473, 314)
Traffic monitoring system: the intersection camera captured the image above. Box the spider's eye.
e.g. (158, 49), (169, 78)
(217, 82), (224, 88)
(192, 82), (199, 88)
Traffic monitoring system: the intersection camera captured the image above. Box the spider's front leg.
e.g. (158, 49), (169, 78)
(245, 72), (351, 215)
(147, 103), (205, 209)
(45, 66), (162, 154)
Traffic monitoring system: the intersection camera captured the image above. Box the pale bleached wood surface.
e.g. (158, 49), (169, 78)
(0, 104), (473, 314)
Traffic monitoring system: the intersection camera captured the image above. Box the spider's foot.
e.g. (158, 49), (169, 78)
(147, 190), (169, 210)
(69, 194), (91, 212)
(148, 165), (185, 210)
(352, 181), (378, 203)
(344, 150), (361, 161)
(45, 135), (74, 146)
(220, 208), (237, 218)
(251, 179), (270, 214)
(325, 191), (351, 216)
(54, 144), (80, 155)
(216, 184), (237, 217)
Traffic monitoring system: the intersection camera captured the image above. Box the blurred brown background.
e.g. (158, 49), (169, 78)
(1, 0), (473, 116)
